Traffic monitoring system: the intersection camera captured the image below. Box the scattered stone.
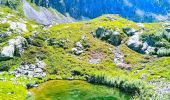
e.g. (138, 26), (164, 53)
(149, 80), (170, 98)
(75, 42), (83, 49)
(141, 74), (147, 79)
(72, 40), (85, 55)
(89, 59), (101, 64)
(112, 47), (132, 70)
(72, 48), (84, 55)
(13, 60), (46, 78)
(26, 83), (39, 89)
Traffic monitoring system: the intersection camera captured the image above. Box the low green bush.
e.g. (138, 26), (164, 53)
(157, 47), (170, 57)
(87, 73), (157, 99)
(0, 23), (10, 31)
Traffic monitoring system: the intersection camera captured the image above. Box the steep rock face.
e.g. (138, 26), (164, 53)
(32, 0), (170, 22)
(0, 0), (21, 9)
(23, 0), (74, 25)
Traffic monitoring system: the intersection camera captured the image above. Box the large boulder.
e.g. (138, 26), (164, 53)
(9, 36), (28, 56)
(94, 26), (122, 46)
(94, 26), (105, 38)
(1, 45), (15, 59)
(123, 27), (136, 36)
(127, 34), (143, 52)
(0, 36), (28, 60)
(108, 31), (122, 46)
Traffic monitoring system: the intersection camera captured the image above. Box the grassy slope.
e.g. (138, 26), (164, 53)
(0, 6), (170, 99)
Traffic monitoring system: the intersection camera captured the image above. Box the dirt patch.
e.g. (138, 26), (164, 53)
(88, 49), (106, 60)
(88, 49), (107, 64)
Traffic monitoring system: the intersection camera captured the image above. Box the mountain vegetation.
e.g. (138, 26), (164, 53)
(1, 0), (170, 100)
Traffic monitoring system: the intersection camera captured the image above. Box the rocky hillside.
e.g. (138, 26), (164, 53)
(1, 1), (170, 100)
(0, 0), (74, 25)
(32, 0), (170, 22)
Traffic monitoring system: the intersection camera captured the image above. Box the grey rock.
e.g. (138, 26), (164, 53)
(89, 59), (101, 64)
(36, 60), (46, 68)
(34, 68), (43, 73)
(123, 27), (136, 36)
(94, 26), (122, 46)
(141, 74), (147, 79)
(0, 45), (15, 58)
(23, 0), (74, 25)
(127, 33), (143, 52)
(145, 46), (155, 55)
(72, 41), (85, 55)
(13, 60), (46, 78)
(108, 31), (122, 46)
(29, 64), (36, 69)
(75, 42), (83, 49)
(0, 36), (28, 60)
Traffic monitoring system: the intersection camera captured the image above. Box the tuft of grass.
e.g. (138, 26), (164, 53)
(87, 73), (157, 99)
(0, 81), (27, 100)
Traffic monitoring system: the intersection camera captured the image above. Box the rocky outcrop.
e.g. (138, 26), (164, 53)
(0, 0), (21, 9)
(72, 42), (84, 55)
(23, 0), (74, 25)
(93, 26), (122, 46)
(72, 36), (89, 55)
(0, 36), (28, 60)
(9, 21), (28, 33)
(13, 60), (46, 78)
(126, 28), (156, 55)
(127, 31), (143, 52)
(123, 27), (137, 36)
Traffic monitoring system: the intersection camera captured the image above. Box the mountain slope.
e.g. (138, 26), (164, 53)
(23, 0), (74, 25)
(0, 0), (75, 25)
(1, 2), (170, 100)
(32, 0), (170, 22)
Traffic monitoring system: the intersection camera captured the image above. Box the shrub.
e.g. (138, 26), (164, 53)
(0, 23), (10, 31)
(157, 48), (170, 57)
(163, 31), (170, 42)
(87, 73), (157, 99)
(0, 65), (10, 71)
